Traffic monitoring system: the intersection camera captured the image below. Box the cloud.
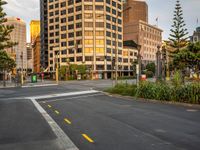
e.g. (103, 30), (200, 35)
(4, 0), (40, 42)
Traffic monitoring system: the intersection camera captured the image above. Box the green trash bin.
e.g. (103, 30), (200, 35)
(31, 74), (37, 83)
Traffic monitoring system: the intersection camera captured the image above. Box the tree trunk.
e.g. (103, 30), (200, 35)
(3, 70), (6, 87)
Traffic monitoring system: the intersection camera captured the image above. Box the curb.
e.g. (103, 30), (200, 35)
(22, 84), (58, 88)
(102, 92), (200, 109)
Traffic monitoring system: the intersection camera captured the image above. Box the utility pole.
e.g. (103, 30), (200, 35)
(114, 6), (132, 85)
(20, 52), (24, 86)
(56, 52), (60, 84)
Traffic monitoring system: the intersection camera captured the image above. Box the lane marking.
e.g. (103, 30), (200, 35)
(48, 104), (52, 108)
(64, 118), (72, 125)
(30, 98), (79, 150)
(82, 134), (94, 143)
(55, 110), (60, 115)
(40, 93), (104, 103)
(186, 109), (198, 112)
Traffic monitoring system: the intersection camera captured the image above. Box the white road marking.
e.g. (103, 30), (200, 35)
(40, 93), (104, 103)
(28, 90), (99, 100)
(30, 98), (79, 150)
(186, 109), (198, 112)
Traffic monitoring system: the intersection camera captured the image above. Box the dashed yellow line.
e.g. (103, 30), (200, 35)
(54, 110), (60, 115)
(82, 134), (94, 143)
(64, 118), (72, 125)
(48, 104), (52, 108)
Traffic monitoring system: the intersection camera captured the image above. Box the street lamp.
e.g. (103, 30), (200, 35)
(55, 51), (60, 84)
(114, 6), (132, 85)
(20, 51), (24, 86)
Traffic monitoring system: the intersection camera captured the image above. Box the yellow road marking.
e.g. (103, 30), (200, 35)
(82, 134), (94, 143)
(64, 118), (72, 125)
(54, 110), (60, 115)
(48, 105), (52, 108)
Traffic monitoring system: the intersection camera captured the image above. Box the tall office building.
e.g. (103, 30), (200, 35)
(42, 0), (125, 79)
(30, 20), (40, 44)
(123, 0), (162, 65)
(26, 43), (33, 72)
(33, 36), (41, 73)
(40, 0), (49, 70)
(4, 17), (27, 72)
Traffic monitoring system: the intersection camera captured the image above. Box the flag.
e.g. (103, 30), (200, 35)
(156, 17), (158, 22)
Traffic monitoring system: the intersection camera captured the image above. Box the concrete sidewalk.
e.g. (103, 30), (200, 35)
(0, 80), (57, 89)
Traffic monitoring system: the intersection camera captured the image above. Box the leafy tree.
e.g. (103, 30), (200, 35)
(146, 62), (156, 74)
(0, 0), (17, 50)
(0, 51), (16, 86)
(173, 42), (200, 78)
(168, 0), (188, 52)
(59, 66), (67, 80)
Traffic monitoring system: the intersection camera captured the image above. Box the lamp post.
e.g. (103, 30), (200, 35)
(114, 6), (132, 85)
(20, 52), (24, 86)
(55, 51), (60, 84)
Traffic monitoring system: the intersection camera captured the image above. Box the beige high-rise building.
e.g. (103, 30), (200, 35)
(46, 0), (126, 79)
(4, 17), (27, 72)
(123, 0), (162, 65)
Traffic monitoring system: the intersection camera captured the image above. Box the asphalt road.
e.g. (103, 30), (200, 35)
(0, 80), (200, 150)
(38, 92), (200, 150)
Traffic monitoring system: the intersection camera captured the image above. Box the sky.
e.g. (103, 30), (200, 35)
(3, 0), (200, 42)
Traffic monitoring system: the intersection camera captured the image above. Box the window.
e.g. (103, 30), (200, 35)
(96, 48), (104, 53)
(85, 13), (93, 19)
(85, 47), (93, 53)
(85, 31), (93, 36)
(96, 39), (104, 45)
(85, 5), (93, 10)
(85, 22), (93, 27)
(95, 5), (104, 11)
(96, 22), (104, 27)
(85, 40), (93, 45)
(96, 31), (104, 36)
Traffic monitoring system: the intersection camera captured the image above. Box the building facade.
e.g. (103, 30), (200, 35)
(30, 20), (40, 44)
(26, 43), (33, 73)
(123, 0), (148, 23)
(123, 0), (162, 65)
(44, 0), (126, 79)
(33, 36), (41, 73)
(190, 27), (200, 43)
(40, 0), (49, 70)
(4, 17), (27, 72)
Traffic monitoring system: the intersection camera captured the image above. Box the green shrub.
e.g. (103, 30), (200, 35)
(172, 83), (200, 104)
(106, 81), (200, 104)
(105, 83), (137, 96)
(172, 70), (183, 87)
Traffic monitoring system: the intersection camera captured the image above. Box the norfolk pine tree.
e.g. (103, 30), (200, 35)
(0, 0), (16, 50)
(168, 0), (189, 53)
